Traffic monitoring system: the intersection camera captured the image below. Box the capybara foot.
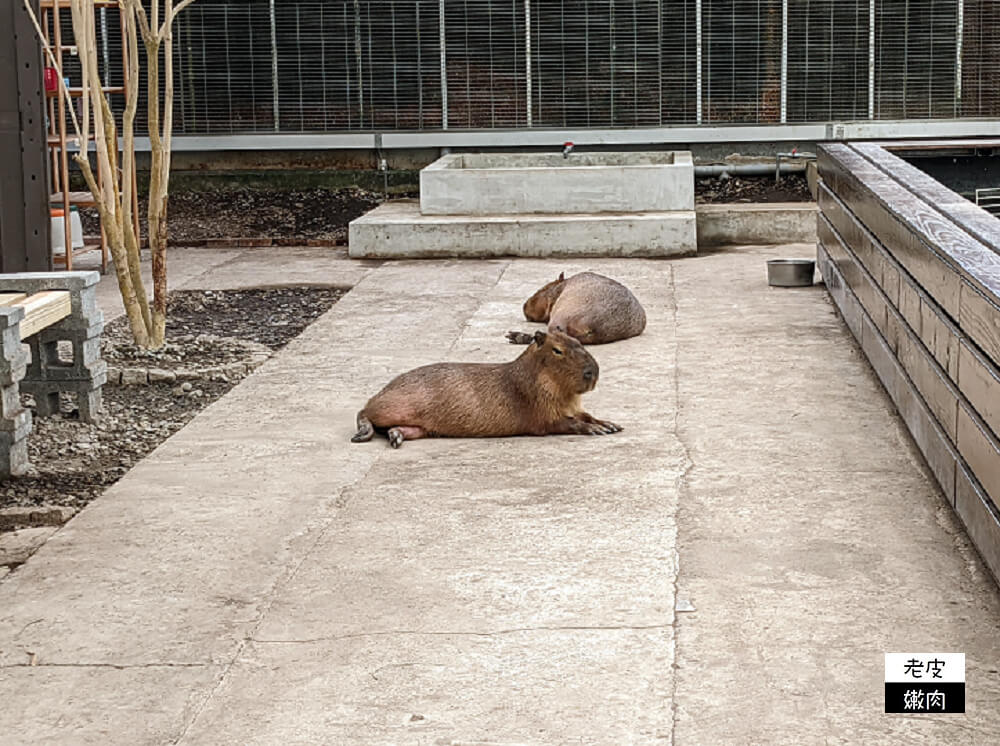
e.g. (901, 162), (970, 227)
(505, 331), (534, 345)
(578, 411), (623, 434)
(388, 428), (405, 448)
(387, 425), (427, 448)
(351, 413), (375, 443)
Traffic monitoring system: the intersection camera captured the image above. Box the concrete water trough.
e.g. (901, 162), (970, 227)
(349, 151), (698, 258)
(419, 151), (694, 215)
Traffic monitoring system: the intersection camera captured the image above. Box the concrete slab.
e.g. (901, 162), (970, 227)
(672, 245), (1000, 744)
(696, 202), (818, 247)
(1, 245), (999, 744)
(349, 200), (697, 258)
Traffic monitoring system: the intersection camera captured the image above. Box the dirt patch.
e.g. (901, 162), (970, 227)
(1, 286), (346, 521)
(696, 174), (812, 204)
(81, 187), (380, 243)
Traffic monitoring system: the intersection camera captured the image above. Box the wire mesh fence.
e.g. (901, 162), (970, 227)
(83, 0), (1000, 136)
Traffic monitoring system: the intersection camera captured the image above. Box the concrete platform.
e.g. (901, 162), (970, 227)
(348, 200), (697, 258)
(696, 201), (818, 247)
(1, 245), (999, 744)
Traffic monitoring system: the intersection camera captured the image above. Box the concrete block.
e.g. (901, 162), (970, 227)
(420, 151), (694, 215)
(349, 201), (697, 259)
(696, 203), (817, 248)
(121, 368), (149, 386)
(0, 505), (76, 530)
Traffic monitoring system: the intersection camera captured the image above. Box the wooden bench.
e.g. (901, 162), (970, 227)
(0, 272), (105, 478)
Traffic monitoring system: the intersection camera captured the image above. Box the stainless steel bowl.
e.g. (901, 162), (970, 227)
(767, 258), (815, 287)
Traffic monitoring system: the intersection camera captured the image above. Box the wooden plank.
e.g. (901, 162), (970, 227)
(819, 145), (966, 319)
(0, 293), (27, 307)
(896, 323), (960, 444)
(957, 403), (1000, 511)
(12, 290), (70, 338)
(819, 173), (971, 382)
(852, 142), (1000, 260)
(959, 282), (1000, 368)
(955, 464), (1000, 585)
(958, 341), (1000, 445)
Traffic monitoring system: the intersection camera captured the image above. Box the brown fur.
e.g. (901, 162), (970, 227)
(511, 271), (646, 345)
(351, 330), (621, 448)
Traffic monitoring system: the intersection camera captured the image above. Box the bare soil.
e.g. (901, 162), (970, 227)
(695, 173), (812, 204)
(81, 187), (380, 243)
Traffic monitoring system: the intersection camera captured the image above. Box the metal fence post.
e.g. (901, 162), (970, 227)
(696, 0), (703, 124)
(269, 0), (279, 131)
(955, 0), (964, 115)
(525, 0), (532, 127)
(868, 0), (875, 119)
(439, 0), (448, 129)
(780, 0), (788, 123)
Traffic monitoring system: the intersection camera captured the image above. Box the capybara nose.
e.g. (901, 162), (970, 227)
(583, 366), (596, 382)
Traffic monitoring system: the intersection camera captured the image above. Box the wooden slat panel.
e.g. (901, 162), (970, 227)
(819, 145), (964, 320)
(13, 290), (70, 338)
(819, 176), (967, 382)
(957, 403), (1000, 510)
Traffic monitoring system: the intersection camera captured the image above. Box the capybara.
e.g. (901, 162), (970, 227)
(506, 271), (646, 345)
(351, 330), (621, 448)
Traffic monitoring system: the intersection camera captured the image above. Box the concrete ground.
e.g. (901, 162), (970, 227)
(1, 244), (999, 744)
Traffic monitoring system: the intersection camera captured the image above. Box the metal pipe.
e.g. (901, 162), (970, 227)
(695, 163), (808, 177)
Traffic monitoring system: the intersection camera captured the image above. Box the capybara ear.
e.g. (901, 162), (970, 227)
(533, 330), (547, 346)
(558, 272), (565, 281)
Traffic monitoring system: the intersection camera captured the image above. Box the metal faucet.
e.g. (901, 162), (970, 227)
(563, 141), (574, 159)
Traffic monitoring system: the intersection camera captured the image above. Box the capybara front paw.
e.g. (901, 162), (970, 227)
(595, 419), (623, 434)
(505, 331), (533, 345)
(388, 428), (405, 448)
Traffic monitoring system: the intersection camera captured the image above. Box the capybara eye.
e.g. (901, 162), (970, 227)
(553, 348), (563, 356)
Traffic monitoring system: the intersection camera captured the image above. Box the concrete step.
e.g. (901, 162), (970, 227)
(348, 200), (697, 258)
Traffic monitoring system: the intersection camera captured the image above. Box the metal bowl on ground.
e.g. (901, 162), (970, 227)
(767, 258), (815, 287)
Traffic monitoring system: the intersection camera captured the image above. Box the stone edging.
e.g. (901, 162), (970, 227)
(142, 237), (346, 249)
(106, 338), (273, 386)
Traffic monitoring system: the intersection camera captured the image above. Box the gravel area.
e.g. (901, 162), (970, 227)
(0, 286), (346, 518)
(695, 173), (812, 204)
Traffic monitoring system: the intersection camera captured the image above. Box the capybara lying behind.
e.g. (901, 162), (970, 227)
(506, 271), (646, 345)
(352, 330), (621, 448)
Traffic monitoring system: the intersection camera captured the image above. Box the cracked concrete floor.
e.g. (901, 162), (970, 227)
(1, 245), (999, 744)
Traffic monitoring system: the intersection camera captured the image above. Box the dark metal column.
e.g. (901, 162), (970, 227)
(0, 0), (51, 272)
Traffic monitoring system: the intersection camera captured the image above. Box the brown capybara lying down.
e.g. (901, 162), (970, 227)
(506, 271), (646, 345)
(351, 330), (621, 448)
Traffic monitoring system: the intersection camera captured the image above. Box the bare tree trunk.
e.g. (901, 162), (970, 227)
(25, 0), (200, 349)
